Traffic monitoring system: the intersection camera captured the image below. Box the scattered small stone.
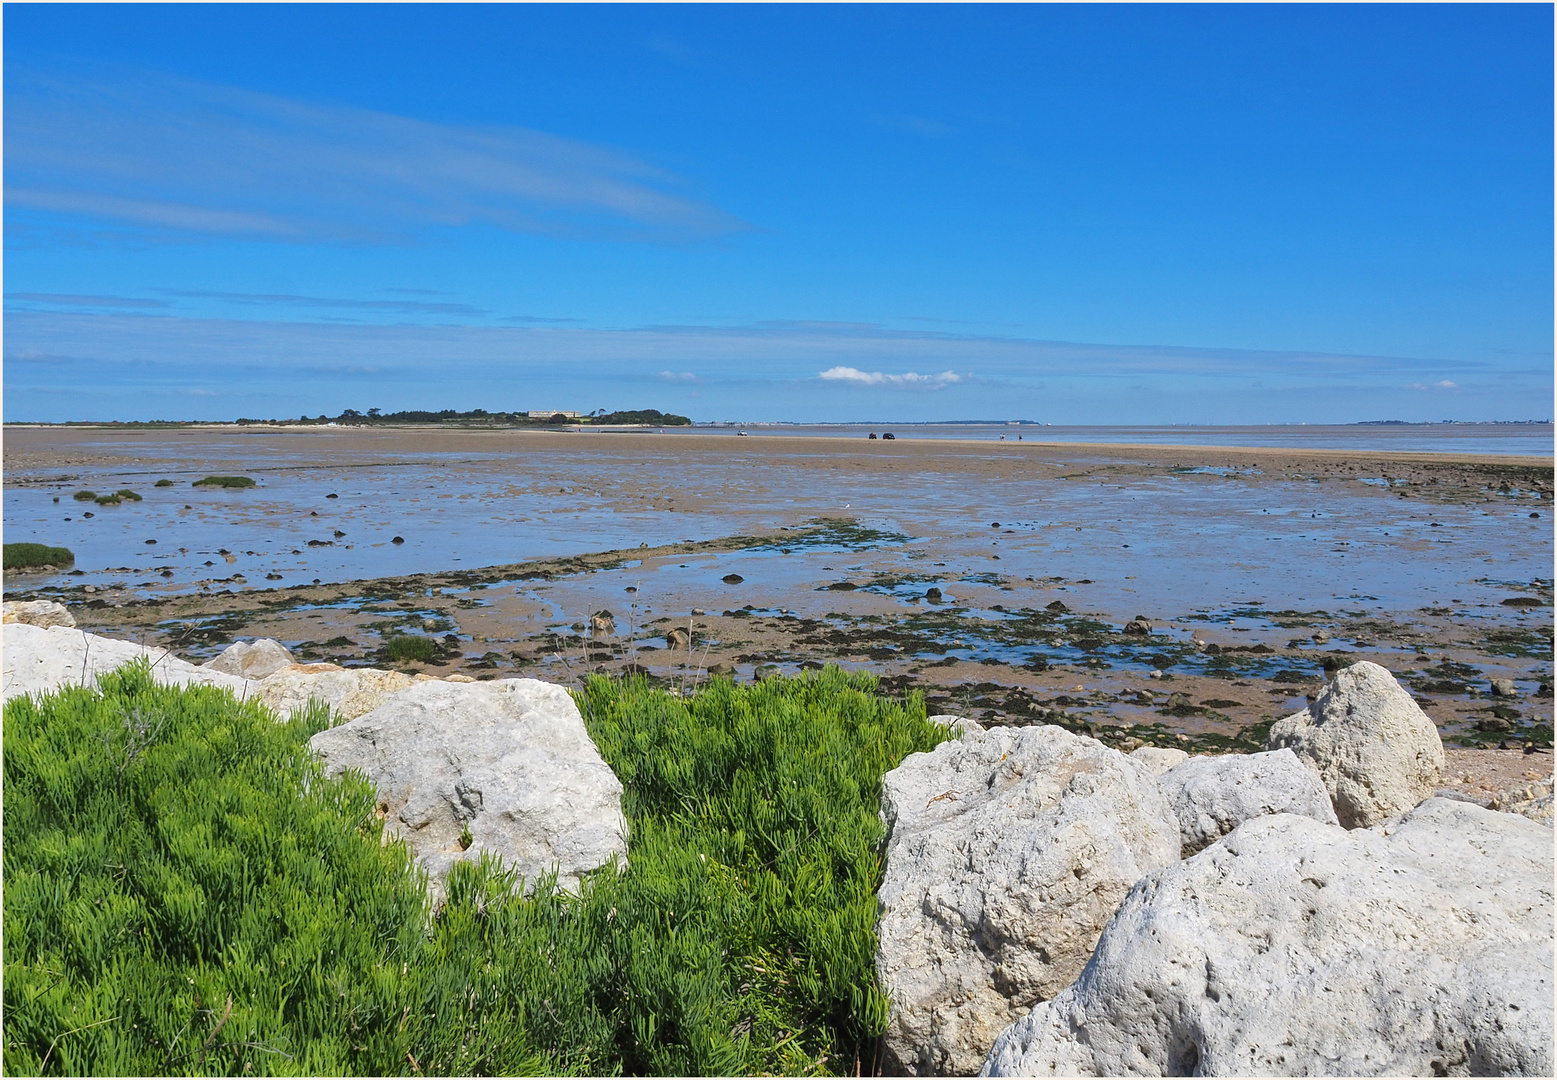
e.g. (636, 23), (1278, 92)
(1045, 600), (1068, 612)
(691, 608), (706, 616)
(1491, 678), (1519, 698)
(1123, 616), (1151, 636)
(326, 493), (338, 499)
(1312, 628), (1331, 644)
(722, 573), (744, 584)
(925, 587), (943, 602)
(391, 536), (405, 544)
(144, 539), (156, 545)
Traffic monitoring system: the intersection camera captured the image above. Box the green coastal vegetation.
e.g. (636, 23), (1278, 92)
(3, 662), (948, 1076)
(192, 476), (258, 488)
(3, 543), (75, 571)
(383, 634), (440, 665)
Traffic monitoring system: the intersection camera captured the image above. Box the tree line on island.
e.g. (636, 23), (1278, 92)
(235, 407), (693, 427)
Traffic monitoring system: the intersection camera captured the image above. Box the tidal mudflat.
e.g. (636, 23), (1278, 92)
(5, 423), (1552, 790)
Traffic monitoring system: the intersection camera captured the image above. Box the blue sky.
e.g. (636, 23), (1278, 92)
(4, 4), (1551, 424)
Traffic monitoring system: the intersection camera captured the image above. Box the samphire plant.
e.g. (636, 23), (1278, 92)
(4, 661), (948, 1076)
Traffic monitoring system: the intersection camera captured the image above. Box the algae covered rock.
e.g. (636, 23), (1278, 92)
(981, 799), (1553, 1077)
(875, 724), (1180, 1076)
(308, 677), (628, 903)
(1266, 660), (1444, 827)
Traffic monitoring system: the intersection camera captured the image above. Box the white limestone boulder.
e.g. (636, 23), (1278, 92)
(1129, 745), (1189, 774)
(2, 599), (76, 629)
(204, 638), (296, 680)
(307, 677), (628, 903)
(254, 663), (419, 722)
(876, 724), (1181, 1076)
(1159, 748), (1337, 855)
(1490, 778), (1554, 827)
(2, 623), (250, 703)
(1266, 660), (1444, 827)
(981, 800), (1553, 1077)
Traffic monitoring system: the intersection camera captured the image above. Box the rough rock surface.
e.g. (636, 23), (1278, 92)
(2, 599), (76, 629)
(2, 623), (250, 702)
(981, 800), (1553, 1077)
(1129, 746), (1189, 774)
(876, 724), (1181, 1076)
(1490, 778), (1554, 827)
(1158, 748), (1337, 855)
(254, 663), (419, 722)
(1266, 661), (1444, 827)
(308, 678), (627, 902)
(204, 638), (296, 680)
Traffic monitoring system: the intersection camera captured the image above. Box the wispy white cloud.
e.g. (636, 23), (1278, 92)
(5, 66), (746, 245)
(1409, 379), (1460, 390)
(657, 370), (699, 382)
(870, 114), (952, 137)
(6, 292), (169, 309)
(162, 290), (489, 317)
(818, 366), (963, 389)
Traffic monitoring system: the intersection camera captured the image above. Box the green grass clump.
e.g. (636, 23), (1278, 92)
(3, 663), (429, 1076)
(93, 494), (122, 505)
(154, 479), (175, 487)
(115, 489), (144, 502)
(573, 668), (949, 1074)
(3, 543), (75, 570)
(72, 490), (97, 501)
(191, 476), (257, 489)
(384, 635), (439, 664)
(4, 664), (947, 1076)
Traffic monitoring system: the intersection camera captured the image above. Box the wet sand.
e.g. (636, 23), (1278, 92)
(5, 425), (1552, 786)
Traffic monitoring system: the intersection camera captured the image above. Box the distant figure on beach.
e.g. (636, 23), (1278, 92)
(869, 432), (878, 439)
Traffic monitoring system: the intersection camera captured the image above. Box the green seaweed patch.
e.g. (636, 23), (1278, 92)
(115, 489), (143, 501)
(3, 543), (74, 570)
(154, 478), (175, 487)
(71, 490), (97, 501)
(751, 518), (910, 552)
(93, 493), (122, 505)
(1482, 626), (1554, 660)
(192, 475), (258, 488)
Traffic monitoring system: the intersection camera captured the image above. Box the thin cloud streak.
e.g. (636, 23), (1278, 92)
(162, 290), (490, 317)
(5, 66), (747, 245)
(818, 366), (963, 389)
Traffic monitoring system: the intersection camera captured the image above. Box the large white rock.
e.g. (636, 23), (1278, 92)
(1267, 661), (1444, 828)
(204, 638), (296, 680)
(254, 663), (420, 722)
(307, 678), (628, 903)
(981, 800), (1554, 1077)
(2, 599), (76, 629)
(1129, 745), (1189, 774)
(2, 623), (251, 702)
(1159, 748), (1337, 855)
(876, 724), (1181, 1076)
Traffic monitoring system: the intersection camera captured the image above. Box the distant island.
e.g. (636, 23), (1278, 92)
(24, 407), (694, 429)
